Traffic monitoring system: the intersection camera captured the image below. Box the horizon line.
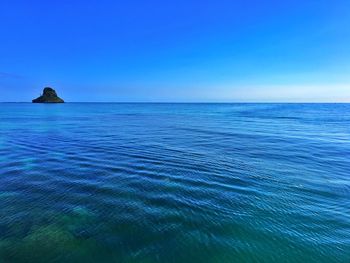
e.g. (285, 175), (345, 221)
(1, 101), (350, 104)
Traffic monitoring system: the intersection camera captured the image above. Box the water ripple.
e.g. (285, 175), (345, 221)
(0, 103), (349, 262)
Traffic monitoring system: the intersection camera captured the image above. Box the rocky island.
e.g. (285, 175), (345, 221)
(32, 87), (64, 103)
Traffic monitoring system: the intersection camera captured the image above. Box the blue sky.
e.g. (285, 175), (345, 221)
(1, 0), (349, 102)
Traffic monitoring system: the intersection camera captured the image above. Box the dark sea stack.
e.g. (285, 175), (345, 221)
(32, 87), (64, 103)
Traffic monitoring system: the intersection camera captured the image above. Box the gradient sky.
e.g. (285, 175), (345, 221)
(1, 0), (350, 102)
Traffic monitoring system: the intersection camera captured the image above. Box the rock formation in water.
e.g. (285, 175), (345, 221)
(32, 87), (64, 103)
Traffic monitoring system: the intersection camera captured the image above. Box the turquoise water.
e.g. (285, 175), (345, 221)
(0, 103), (349, 263)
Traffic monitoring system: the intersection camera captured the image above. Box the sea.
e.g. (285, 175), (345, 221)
(0, 103), (349, 263)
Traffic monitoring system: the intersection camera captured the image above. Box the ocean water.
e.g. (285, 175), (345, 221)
(0, 103), (349, 263)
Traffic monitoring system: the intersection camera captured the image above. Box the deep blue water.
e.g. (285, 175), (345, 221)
(0, 103), (349, 262)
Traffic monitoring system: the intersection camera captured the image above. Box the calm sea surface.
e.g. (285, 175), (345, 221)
(0, 103), (349, 262)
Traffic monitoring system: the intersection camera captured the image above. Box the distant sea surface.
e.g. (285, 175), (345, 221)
(0, 103), (349, 263)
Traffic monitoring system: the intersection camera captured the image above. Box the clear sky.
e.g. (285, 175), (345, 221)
(1, 0), (349, 102)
